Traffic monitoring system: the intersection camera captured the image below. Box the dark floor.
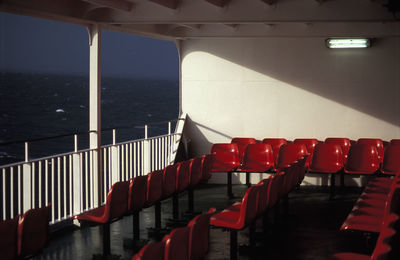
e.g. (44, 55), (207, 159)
(34, 183), (374, 260)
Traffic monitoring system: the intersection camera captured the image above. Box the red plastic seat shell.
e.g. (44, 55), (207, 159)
(237, 143), (274, 172)
(164, 227), (190, 260)
(131, 241), (165, 260)
(276, 143), (308, 170)
(210, 143), (240, 172)
(189, 157), (203, 188)
(309, 143), (344, 174)
(344, 144), (380, 175)
(357, 138), (384, 163)
(129, 176), (147, 212)
(325, 137), (351, 164)
(163, 164), (179, 198)
(0, 215), (19, 260)
(18, 204), (51, 257)
(262, 138), (287, 166)
(201, 154), (214, 182)
(187, 208), (216, 260)
(231, 137), (257, 163)
(380, 145), (400, 175)
(146, 170), (163, 206)
(177, 160), (191, 192)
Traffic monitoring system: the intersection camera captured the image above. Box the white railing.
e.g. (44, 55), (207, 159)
(0, 116), (185, 224)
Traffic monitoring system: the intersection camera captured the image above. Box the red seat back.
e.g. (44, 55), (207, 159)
(255, 178), (270, 216)
(309, 143), (344, 173)
(357, 138), (384, 163)
(266, 174), (282, 209)
(106, 181), (130, 220)
(164, 226), (191, 260)
(131, 240), (165, 260)
(276, 144), (308, 170)
(210, 143), (240, 172)
(390, 139), (400, 146)
(189, 157), (203, 188)
(238, 186), (259, 227)
(0, 215), (19, 260)
(241, 144), (274, 172)
(344, 144), (380, 174)
(370, 213), (399, 260)
(146, 170), (163, 205)
(325, 137), (351, 164)
(177, 160), (191, 192)
(201, 154), (214, 182)
(187, 208), (216, 260)
(18, 205), (51, 257)
(231, 137), (257, 163)
(293, 138), (319, 154)
(163, 164), (179, 198)
(129, 176), (147, 212)
(381, 145), (400, 175)
(262, 138), (287, 165)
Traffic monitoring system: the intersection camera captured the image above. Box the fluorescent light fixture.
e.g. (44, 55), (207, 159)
(326, 38), (371, 49)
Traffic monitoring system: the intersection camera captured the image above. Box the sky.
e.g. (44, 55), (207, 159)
(0, 12), (179, 80)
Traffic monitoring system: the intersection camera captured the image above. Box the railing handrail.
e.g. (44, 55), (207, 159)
(0, 118), (184, 147)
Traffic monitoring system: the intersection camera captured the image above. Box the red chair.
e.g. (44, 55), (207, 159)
(344, 144), (380, 175)
(293, 138), (319, 168)
(262, 138), (287, 167)
(145, 170), (164, 231)
(200, 154), (214, 182)
(18, 204), (51, 258)
(187, 208), (216, 260)
(390, 139), (400, 146)
(237, 143), (274, 187)
(210, 186), (259, 260)
(173, 160), (191, 220)
(357, 138), (385, 163)
(131, 240), (165, 260)
(275, 143), (308, 170)
(309, 144), (344, 199)
(0, 215), (19, 260)
(164, 226), (191, 260)
(325, 137), (351, 164)
(231, 137), (257, 164)
(331, 213), (399, 260)
(188, 157), (204, 213)
(74, 181), (129, 256)
(128, 176), (147, 242)
(210, 143), (240, 198)
(380, 144), (400, 176)
(163, 163), (179, 199)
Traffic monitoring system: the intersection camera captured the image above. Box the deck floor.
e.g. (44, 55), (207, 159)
(34, 183), (375, 260)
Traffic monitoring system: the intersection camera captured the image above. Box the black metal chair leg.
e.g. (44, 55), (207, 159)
(102, 223), (111, 256)
(227, 171), (234, 199)
(155, 201), (161, 230)
(133, 211), (140, 241)
(330, 173), (336, 200)
(246, 172), (251, 187)
(188, 189), (194, 213)
(230, 230), (238, 260)
(172, 193), (179, 219)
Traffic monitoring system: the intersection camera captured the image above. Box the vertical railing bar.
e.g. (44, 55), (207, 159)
(125, 144), (129, 180)
(108, 147), (111, 193)
(57, 157), (61, 221)
(51, 158), (55, 223)
(103, 148), (107, 201)
(69, 154), (73, 217)
(141, 140), (144, 175)
(63, 156), (67, 219)
(2, 168), (6, 219)
(85, 152), (89, 210)
(129, 143), (133, 179)
(18, 165), (21, 215)
(133, 142), (137, 177)
(80, 153), (83, 212)
(45, 160), (48, 207)
(32, 162), (35, 209)
(10, 167), (14, 218)
(38, 161), (42, 207)
(90, 150), (94, 208)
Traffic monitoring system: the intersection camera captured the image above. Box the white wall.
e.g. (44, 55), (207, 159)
(180, 37), (400, 185)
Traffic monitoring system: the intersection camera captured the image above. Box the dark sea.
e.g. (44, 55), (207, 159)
(0, 72), (179, 165)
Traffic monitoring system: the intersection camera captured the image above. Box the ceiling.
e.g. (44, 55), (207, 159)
(1, 0), (399, 40)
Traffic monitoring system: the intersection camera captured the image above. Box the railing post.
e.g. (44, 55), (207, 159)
(72, 135), (82, 217)
(143, 125), (151, 174)
(111, 129), (119, 184)
(22, 142), (32, 212)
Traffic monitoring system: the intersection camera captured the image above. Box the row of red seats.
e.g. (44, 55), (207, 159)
(132, 208), (215, 260)
(211, 138), (400, 198)
(210, 156), (308, 260)
(73, 154), (214, 257)
(0, 204), (51, 260)
(330, 174), (400, 259)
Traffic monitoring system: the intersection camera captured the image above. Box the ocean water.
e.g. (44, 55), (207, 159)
(0, 72), (179, 165)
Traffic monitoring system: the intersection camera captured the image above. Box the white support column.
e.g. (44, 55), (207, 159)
(72, 135), (82, 217)
(88, 24), (102, 207)
(111, 129), (120, 184)
(143, 125), (151, 174)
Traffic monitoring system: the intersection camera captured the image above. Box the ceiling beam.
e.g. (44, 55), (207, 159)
(204, 0), (230, 8)
(178, 24), (202, 30)
(149, 0), (180, 10)
(82, 0), (133, 12)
